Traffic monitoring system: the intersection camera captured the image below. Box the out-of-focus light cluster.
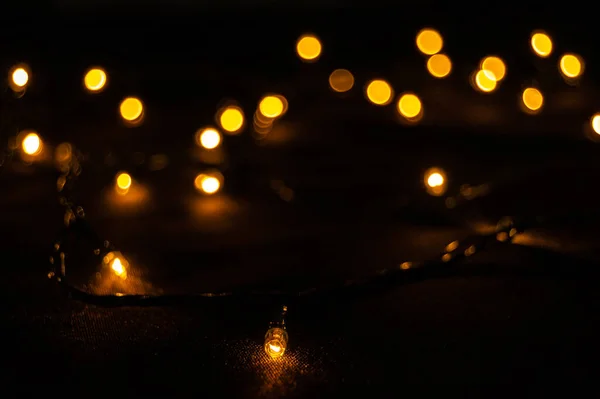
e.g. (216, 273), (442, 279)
(471, 56), (506, 94)
(253, 94), (288, 136)
(103, 251), (128, 279)
(194, 171), (223, 195)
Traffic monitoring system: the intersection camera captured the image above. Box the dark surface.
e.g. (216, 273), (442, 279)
(2, 6), (600, 397)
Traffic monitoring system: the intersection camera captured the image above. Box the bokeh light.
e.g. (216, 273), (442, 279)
(397, 93), (423, 121)
(365, 79), (393, 106)
(21, 132), (42, 156)
(259, 96), (284, 119)
(559, 53), (584, 79)
(426, 54), (452, 78)
(591, 114), (600, 135)
(480, 56), (506, 81)
(194, 172), (223, 195)
(424, 167), (447, 196)
(219, 106), (245, 134)
(329, 69), (354, 92)
(296, 35), (322, 61)
(416, 29), (443, 55)
(521, 87), (544, 114)
(84, 68), (107, 92)
(196, 128), (222, 150)
(531, 32), (553, 57)
(119, 97), (144, 125)
(115, 172), (132, 195)
(9, 65), (30, 92)
(473, 70), (497, 93)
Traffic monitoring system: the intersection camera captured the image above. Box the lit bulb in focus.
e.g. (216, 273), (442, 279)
(531, 31), (553, 57)
(397, 93), (423, 122)
(196, 128), (222, 150)
(416, 28), (443, 55)
(591, 114), (600, 135)
(119, 97), (144, 125)
(473, 69), (497, 93)
(194, 171), (223, 195)
(264, 306), (289, 359)
(480, 56), (506, 82)
(426, 54), (452, 78)
(84, 68), (107, 92)
(103, 251), (128, 279)
(559, 53), (584, 80)
(218, 106), (245, 134)
(424, 167), (447, 196)
(115, 172), (132, 195)
(329, 69), (354, 92)
(9, 64), (30, 92)
(521, 87), (544, 114)
(296, 34), (322, 61)
(21, 132), (43, 156)
(365, 79), (393, 106)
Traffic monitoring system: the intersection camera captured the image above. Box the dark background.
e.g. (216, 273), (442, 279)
(2, 3), (600, 397)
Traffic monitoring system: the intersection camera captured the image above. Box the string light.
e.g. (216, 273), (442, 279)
(329, 69), (354, 92)
(258, 95), (285, 119)
(119, 97), (144, 125)
(103, 251), (128, 279)
(296, 34), (322, 61)
(397, 92), (423, 122)
(416, 28), (443, 55)
(424, 167), (447, 196)
(194, 171), (223, 195)
(472, 69), (497, 93)
(264, 306), (289, 359)
(531, 31), (553, 57)
(9, 64), (30, 93)
(84, 67), (107, 92)
(591, 114), (600, 135)
(21, 132), (43, 156)
(365, 79), (393, 106)
(521, 87), (544, 114)
(115, 172), (132, 195)
(218, 106), (245, 134)
(480, 56), (506, 82)
(196, 128), (222, 150)
(559, 53), (584, 80)
(426, 54), (452, 78)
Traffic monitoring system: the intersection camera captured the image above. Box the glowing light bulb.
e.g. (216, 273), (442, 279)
(531, 32), (553, 57)
(416, 28), (443, 55)
(424, 167), (447, 196)
(119, 97), (144, 125)
(264, 306), (289, 359)
(296, 34), (322, 61)
(365, 79), (393, 106)
(84, 68), (107, 92)
(219, 106), (245, 134)
(426, 54), (452, 78)
(115, 172), (132, 195)
(21, 132), (42, 156)
(194, 172), (223, 195)
(196, 128), (222, 150)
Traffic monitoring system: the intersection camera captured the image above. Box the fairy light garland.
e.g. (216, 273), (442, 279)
(0, 26), (596, 359)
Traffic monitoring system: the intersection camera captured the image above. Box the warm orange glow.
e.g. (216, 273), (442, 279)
(424, 167), (447, 196)
(480, 56), (506, 81)
(194, 173), (222, 195)
(397, 93), (422, 120)
(592, 114), (600, 135)
(259, 96), (284, 118)
(11, 67), (28, 88)
(559, 54), (584, 78)
(119, 97), (144, 123)
(264, 327), (288, 359)
(329, 69), (355, 92)
(426, 54), (452, 78)
(365, 79), (393, 106)
(196, 128), (221, 150)
(474, 69), (497, 93)
(296, 35), (322, 61)
(103, 252), (128, 279)
(531, 32), (553, 57)
(21, 132), (42, 155)
(416, 28), (443, 55)
(84, 68), (107, 92)
(111, 258), (126, 276)
(521, 88), (544, 113)
(219, 107), (245, 134)
(115, 172), (132, 195)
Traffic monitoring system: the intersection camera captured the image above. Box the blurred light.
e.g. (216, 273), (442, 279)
(591, 114), (600, 135)
(521, 87), (544, 113)
(84, 68), (107, 92)
(296, 35), (322, 61)
(445, 241), (459, 252)
(329, 69), (355, 92)
(474, 69), (497, 93)
(480, 56), (506, 81)
(11, 67), (28, 88)
(426, 54), (452, 78)
(21, 132), (42, 156)
(115, 172), (132, 195)
(365, 79), (393, 106)
(194, 172), (223, 195)
(259, 96), (284, 118)
(55, 142), (72, 164)
(397, 93), (423, 120)
(219, 106), (245, 134)
(424, 167), (447, 196)
(196, 128), (222, 150)
(531, 32), (553, 57)
(416, 28), (443, 55)
(559, 53), (584, 79)
(119, 97), (144, 124)
(264, 327), (288, 359)
(103, 252), (128, 279)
